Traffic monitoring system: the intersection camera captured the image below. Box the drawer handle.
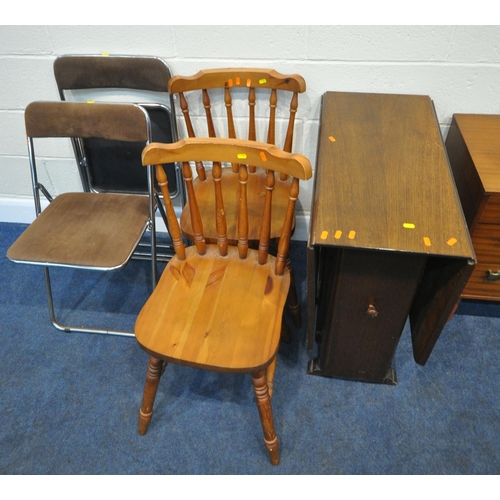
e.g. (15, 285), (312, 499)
(487, 270), (500, 281)
(366, 304), (378, 318)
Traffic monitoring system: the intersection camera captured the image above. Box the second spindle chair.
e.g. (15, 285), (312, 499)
(169, 68), (306, 329)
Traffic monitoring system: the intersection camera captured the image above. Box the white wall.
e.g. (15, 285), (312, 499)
(1, 25), (500, 236)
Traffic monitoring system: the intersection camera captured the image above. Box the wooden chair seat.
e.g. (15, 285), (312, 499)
(136, 245), (289, 372)
(180, 171), (293, 244)
(8, 192), (150, 270)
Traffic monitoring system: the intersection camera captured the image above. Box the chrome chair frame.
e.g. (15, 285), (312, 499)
(9, 101), (156, 337)
(54, 54), (186, 261)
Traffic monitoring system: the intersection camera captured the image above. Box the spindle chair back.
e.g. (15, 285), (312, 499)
(169, 68), (306, 327)
(134, 137), (312, 465)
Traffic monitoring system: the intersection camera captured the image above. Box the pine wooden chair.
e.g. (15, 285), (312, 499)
(168, 68), (306, 330)
(7, 101), (155, 336)
(135, 137), (312, 465)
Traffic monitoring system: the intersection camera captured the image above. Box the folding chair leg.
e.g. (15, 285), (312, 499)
(43, 267), (135, 337)
(155, 191), (168, 230)
(132, 194), (177, 265)
(149, 219), (158, 286)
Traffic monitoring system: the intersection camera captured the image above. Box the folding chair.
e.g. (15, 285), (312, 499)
(53, 54), (185, 260)
(7, 101), (156, 336)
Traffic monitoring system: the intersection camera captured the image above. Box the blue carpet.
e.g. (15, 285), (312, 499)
(0, 222), (498, 475)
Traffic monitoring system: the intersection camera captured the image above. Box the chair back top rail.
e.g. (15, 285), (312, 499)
(169, 68), (305, 179)
(169, 68), (306, 93)
(142, 138), (312, 181)
(25, 101), (150, 143)
(54, 55), (172, 94)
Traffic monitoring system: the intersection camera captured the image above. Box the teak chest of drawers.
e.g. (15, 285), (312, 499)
(446, 114), (500, 300)
(307, 92), (475, 385)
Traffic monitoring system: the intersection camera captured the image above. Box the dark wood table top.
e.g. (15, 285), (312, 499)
(310, 91), (474, 260)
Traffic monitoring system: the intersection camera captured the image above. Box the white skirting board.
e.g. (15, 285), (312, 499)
(0, 196), (310, 241)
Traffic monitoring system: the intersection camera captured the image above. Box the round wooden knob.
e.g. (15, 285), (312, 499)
(367, 304), (378, 318)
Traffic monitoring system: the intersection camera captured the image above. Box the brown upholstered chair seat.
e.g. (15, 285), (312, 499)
(8, 192), (150, 270)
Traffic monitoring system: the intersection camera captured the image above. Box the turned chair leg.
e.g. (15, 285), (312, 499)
(251, 370), (280, 465)
(138, 355), (166, 435)
(266, 357), (277, 399)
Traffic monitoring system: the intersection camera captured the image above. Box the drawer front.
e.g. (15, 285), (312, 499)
(462, 263), (500, 300)
(471, 224), (500, 265)
(479, 196), (500, 224)
(462, 223), (500, 299)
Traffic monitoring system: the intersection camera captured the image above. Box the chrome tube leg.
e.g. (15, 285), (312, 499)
(148, 165), (158, 287)
(42, 266), (134, 337)
(43, 267), (62, 330)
